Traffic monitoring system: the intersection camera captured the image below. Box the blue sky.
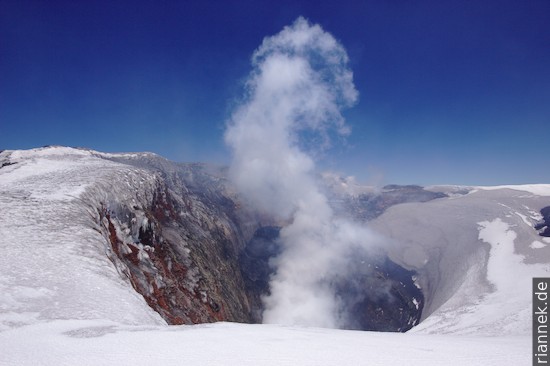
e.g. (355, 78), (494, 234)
(1, 0), (549, 185)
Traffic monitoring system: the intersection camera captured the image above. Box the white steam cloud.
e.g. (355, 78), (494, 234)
(225, 17), (377, 328)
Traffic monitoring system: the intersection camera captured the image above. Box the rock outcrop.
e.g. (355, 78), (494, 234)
(94, 157), (258, 325)
(535, 206), (550, 237)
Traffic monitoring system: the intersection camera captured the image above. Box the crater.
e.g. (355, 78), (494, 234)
(239, 226), (424, 332)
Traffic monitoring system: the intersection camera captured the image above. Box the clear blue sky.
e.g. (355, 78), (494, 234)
(1, 0), (549, 185)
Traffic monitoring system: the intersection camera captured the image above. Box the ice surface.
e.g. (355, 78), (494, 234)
(530, 241), (547, 249)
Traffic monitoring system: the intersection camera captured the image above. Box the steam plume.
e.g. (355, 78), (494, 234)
(225, 17), (374, 328)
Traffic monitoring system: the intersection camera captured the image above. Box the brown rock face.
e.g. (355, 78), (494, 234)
(97, 164), (256, 325)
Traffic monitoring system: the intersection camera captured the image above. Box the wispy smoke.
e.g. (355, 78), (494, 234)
(225, 17), (376, 328)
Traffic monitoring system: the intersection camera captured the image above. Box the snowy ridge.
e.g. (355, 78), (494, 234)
(475, 184), (550, 197)
(370, 186), (550, 336)
(0, 147), (165, 330)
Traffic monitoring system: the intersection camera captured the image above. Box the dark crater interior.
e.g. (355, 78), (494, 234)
(535, 206), (550, 237)
(239, 226), (424, 332)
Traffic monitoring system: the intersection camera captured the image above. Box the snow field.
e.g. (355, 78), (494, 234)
(0, 320), (529, 366)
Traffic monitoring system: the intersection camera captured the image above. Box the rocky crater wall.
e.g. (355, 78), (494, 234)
(93, 155), (428, 331)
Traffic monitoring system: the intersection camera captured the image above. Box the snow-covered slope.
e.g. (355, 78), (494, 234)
(370, 185), (550, 335)
(0, 320), (528, 366)
(0, 146), (263, 331)
(0, 147), (166, 329)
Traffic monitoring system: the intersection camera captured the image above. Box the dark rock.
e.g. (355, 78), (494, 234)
(334, 185), (447, 221)
(335, 257), (423, 332)
(0, 161), (16, 169)
(535, 206), (550, 237)
(239, 226), (282, 322)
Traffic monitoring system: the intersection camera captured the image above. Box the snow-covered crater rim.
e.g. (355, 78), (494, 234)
(473, 184), (550, 197)
(2, 146), (163, 163)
